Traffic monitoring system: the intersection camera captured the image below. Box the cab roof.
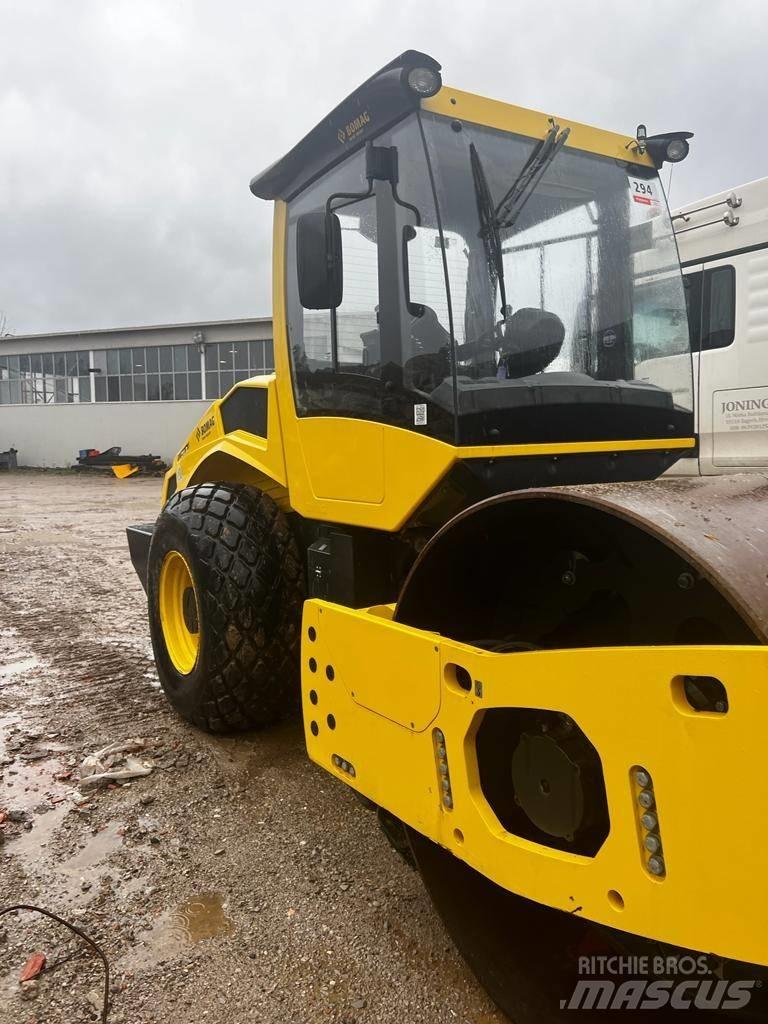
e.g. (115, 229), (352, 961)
(249, 50), (651, 203)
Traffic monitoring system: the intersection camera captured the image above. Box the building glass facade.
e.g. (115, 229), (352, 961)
(0, 338), (274, 405)
(0, 351), (91, 405)
(204, 340), (275, 399)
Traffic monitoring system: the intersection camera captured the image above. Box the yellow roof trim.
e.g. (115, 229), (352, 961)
(423, 87), (654, 168)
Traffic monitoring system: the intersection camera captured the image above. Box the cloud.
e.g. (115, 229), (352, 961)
(0, 0), (765, 334)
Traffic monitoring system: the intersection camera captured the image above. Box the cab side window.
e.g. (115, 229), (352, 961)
(285, 114), (455, 441)
(299, 197), (381, 378)
(703, 265), (735, 350)
(335, 198), (381, 371)
(684, 265), (735, 351)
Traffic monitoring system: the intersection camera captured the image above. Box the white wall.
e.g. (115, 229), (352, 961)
(0, 400), (209, 467)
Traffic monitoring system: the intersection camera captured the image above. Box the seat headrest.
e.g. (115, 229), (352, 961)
(501, 307), (565, 377)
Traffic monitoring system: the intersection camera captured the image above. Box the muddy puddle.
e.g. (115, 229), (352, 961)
(0, 656), (41, 681)
(1, 718), (82, 865)
(1, 751), (75, 862)
(56, 822), (126, 895)
(4, 808), (129, 905)
(2, 753), (68, 810)
(124, 893), (235, 969)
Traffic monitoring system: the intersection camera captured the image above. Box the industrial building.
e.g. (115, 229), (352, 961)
(0, 317), (273, 467)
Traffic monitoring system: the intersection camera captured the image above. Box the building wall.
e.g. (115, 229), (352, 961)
(0, 318), (272, 467)
(0, 399), (209, 467)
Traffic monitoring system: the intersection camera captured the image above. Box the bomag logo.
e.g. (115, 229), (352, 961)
(337, 110), (371, 144)
(195, 416), (215, 443)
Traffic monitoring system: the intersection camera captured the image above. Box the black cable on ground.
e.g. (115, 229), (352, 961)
(0, 904), (110, 1023)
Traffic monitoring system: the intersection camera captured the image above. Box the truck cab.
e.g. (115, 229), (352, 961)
(671, 175), (768, 474)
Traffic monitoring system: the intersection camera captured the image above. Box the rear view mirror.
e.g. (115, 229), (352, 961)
(297, 211), (343, 310)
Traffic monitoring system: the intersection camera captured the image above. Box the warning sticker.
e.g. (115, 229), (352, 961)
(628, 176), (662, 207)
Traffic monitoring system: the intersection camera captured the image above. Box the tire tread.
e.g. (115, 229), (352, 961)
(158, 482), (304, 731)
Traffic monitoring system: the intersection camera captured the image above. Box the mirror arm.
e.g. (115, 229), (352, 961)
(325, 185), (374, 217)
(392, 183), (421, 227)
(329, 305), (339, 373)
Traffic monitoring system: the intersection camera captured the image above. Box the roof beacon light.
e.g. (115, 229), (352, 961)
(407, 66), (442, 98)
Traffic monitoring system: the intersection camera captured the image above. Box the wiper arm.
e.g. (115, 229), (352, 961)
(495, 118), (571, 230)
(470, 142), (508, 315)
(469, 120), (570, 322)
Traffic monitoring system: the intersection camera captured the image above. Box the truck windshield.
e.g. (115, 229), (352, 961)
(285, 110), (694, 446)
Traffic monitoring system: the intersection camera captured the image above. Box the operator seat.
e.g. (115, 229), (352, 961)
(500, 308), (565, 378)
(405, 305), (451, 392)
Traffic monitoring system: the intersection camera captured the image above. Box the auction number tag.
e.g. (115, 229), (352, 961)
(628, 176), (661, 207)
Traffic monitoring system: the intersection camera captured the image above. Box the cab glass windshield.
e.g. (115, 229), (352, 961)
(286, 110), (694, 446)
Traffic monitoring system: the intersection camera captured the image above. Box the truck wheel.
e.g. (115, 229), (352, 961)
(146, 483), (304, 732)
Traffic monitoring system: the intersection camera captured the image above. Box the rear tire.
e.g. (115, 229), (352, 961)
(147, 482), (304, 732)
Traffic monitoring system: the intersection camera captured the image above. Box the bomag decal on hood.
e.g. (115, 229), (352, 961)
(174, 408), (221, 468)
(195, 415), (216, 443)
(168, 406), (222, 496)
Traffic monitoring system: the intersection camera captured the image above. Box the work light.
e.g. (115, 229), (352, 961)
(665, 138), (690, 163)
(645, 130), (694, 167)
(407, 66), (442, 97)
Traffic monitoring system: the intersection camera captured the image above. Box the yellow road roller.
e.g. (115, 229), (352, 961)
(128, 51), (768, 1019)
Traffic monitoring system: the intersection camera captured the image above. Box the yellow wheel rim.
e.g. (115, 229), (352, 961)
(159, 550), (200, 676)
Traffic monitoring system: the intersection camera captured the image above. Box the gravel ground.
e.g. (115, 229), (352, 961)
(0, 471), (502, 1024)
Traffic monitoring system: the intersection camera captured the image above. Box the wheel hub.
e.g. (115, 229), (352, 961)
(158, 550), (200, 676)
(182, 585), (199, 633)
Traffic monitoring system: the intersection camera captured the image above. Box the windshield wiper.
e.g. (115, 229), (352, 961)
(469, 120), (570, 324)
(495, 118), (570, 230)
(470, 142), (508, 315)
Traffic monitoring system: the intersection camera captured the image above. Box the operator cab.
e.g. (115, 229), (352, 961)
(252, 51), (694, 450)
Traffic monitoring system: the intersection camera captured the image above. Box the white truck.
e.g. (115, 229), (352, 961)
(672, 175), (768, 474)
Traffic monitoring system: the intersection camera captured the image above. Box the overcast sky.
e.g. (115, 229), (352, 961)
(1, 0), (765, 336)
